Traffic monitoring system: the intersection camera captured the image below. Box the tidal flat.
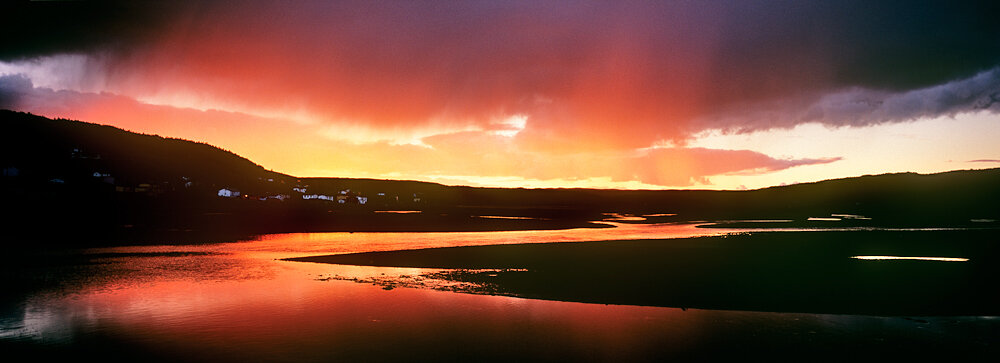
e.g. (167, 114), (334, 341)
(288, 229), (1000, 316)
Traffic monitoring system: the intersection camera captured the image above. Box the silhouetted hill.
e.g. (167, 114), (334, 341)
(434, 169), (1000, 226)
(1, 110), (997, 246)
(712, 168), (1000, 225)
(0, 109), (291, 193)
(0, 109), (451, 204)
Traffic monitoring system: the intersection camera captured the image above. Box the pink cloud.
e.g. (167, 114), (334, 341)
(2, 74), (838, 187)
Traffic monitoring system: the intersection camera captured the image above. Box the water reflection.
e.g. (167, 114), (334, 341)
(851, 255), (970, 262)
(7, 272), (996, 361)
(3, 222), (733, 342)
(2, 223), (998, 361)
(223, 221), (737, 260)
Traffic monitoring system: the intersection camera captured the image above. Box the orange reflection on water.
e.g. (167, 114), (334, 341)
(238, 222), (733, 260)
(7, 222), (732, 345)
(8, 224), (999, 360)
(16, 251), (703, 361)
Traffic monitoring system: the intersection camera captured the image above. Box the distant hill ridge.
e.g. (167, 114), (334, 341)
(0, 110), (447, 195)
(0, 109), (287, 193)
(2, 109), (998, 230)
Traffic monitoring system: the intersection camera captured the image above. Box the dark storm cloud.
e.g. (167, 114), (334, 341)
(0, 74), (31, 109)
(0, 0), (182, 60)
(698, 66), (1000, 133)
(699, 0), (1000, 106)
(824, 1), (1000, 91)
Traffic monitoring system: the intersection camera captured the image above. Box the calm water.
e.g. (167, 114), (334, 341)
(2, 222), (997, 361)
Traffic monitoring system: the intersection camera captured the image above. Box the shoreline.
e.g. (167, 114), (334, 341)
(3, 214), (613, 248)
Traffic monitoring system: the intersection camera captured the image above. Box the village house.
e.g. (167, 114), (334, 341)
(303, 194), (335, 201)
(218, 188), (240, 198)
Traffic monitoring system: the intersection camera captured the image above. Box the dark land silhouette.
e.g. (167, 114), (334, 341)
(288, 229), (1000, 316)
(1, 109), (999, 247)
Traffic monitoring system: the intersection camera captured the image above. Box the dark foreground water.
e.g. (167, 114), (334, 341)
(2, 222), (998, 361)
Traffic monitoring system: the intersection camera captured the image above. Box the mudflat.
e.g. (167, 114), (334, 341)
(287, 229), (1000, 316)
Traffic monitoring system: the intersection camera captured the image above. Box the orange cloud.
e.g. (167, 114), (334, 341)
(1, 77), (836, 188)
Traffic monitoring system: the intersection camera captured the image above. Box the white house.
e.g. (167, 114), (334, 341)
(303, 194), (335, 201)
(218, 188), (240, 197)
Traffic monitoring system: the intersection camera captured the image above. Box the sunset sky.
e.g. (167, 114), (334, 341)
(1, 0), (998, 190)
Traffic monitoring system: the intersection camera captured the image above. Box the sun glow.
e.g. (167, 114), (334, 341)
(492, 114), (528, 137)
